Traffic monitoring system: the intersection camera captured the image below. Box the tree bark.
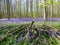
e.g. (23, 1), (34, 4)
(6, 0), (10, 20)
(36, 0), (39, 18)
(26, 0), (29, 17)
(58, 0), (60, 18)
(30, 0), (33, 18)
(44, 0), (48, 21)
(0, 0), (1, 19)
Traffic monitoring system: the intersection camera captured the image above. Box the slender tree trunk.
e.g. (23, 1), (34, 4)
(36, 0), (39, 18)
(19, 0), (22, 18)
(51, 0), (53, 26)
(58, 0), (60, 18)
(0, 8), (1, 19)
(30, 0), (33, 18)
(33, 0), (36, 18)
(4, 0), (5, 18)
(24, 3), (25, 18)
(26, 0), (29, 17)
(11, 7), (13, 18)
(44, 0), (48, 21)
(0, 1), (1, 19)
(6, 0), (10, 20)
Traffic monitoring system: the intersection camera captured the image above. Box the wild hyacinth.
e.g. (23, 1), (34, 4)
(0, 21), (60, 45)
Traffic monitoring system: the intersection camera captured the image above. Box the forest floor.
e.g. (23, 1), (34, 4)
(0, 18), (60, 45)
(0, 18), (60, 30)
(0, 18), (60, 28)
(0, 18), (60, 21)
(0, 18), (60, 25)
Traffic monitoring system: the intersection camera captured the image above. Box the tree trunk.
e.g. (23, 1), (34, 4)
(36, 0), (39, 18)
(44, 0), (48, 21)
(51, 0), (53, 26)
(58, 0), (60, 18)
(30, 0), (33, 18)
(26, 0), (29, 17)
(6, 0), (10, 20)
(20, 0), (22, 18)
(0, 1), (1, 19)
